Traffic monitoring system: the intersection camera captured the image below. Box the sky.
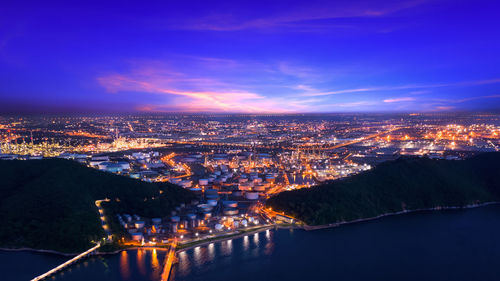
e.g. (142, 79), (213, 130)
(1, 0), (500, 113)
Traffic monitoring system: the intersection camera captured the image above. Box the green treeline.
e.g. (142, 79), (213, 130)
(267, 153), (500, 226)
(0, 159), (195, 253)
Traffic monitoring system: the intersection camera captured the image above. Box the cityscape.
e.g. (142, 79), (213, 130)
(1, 113), (500, 254)
(1, 0), (500, 281)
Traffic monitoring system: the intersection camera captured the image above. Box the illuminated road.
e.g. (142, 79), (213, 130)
(30, 243), (101, 281)
(487, 140), (499, 151)
(165, 127), (403, 152)
(161, 152), (192, 178)
(297, 127), (404, 151)
(95, 199), (112, 240)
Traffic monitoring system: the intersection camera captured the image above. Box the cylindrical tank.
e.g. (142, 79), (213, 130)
(253, 185), (266, 191)
(245, 192), (259, 200)
(206, 194), (219, 200)
(223, 208), (239, 216)
(197, 204), (213, 212)
(134, 221), (145, 229)
(131, 233), (143, 241)
(222, 200), (238, 208)
(180, 220), (188, 229)
(206, 189), (218, 195)
(207, 199), (218, 206)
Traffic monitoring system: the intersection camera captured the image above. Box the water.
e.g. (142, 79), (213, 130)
(3, 205), (500, 281)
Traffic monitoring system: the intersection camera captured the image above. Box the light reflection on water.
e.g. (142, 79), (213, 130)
(151, 249), (161, 280)
(207, 243), (215, 261)
(220, 239), (233, 256)
(37, 248), (168, 281)
(6, 206), (500, 281)
(136, 249), (146, 276)
(264, 229), (274, 255)
(175, 229), (277, 279)
(243, 235), (249, 251)
(119, 250), (130, 280)
(117, 249), (166, 281)
(253, 233), (259, 246)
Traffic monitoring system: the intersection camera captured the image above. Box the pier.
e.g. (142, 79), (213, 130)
(30, 243), (101, 281)
(161, 239), (178, 281)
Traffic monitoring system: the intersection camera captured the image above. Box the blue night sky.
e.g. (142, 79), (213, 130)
(1, 0), (500, 113)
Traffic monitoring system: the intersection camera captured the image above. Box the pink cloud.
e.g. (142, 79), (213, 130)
(435, 106), (455, 111)
(97, 67), (312, 113)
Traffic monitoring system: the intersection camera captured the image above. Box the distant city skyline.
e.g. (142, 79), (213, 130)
(1, 0), (500, 113)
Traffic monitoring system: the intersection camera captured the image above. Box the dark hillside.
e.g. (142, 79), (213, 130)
(0, 159), (195, 252)
(267, 153), (500, 225)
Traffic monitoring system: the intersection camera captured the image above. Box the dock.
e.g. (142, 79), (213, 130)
(161, 239), (178, 281)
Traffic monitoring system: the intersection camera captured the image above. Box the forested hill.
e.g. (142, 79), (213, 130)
(0, 159), (195, 253)
(267, 152), (500, 226)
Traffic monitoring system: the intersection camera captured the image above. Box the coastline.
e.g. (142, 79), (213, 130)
(301, 201), (500, 230)
(0, 247), (80, 256)
(2, 202), (498, 257)
(177, 225), (274, 252)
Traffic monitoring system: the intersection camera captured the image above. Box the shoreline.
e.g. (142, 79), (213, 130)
(0, 247), (80, 256)
(177, 225), (274, 252)
(301, 201), (500, 230)
(2, 202), (498, 257)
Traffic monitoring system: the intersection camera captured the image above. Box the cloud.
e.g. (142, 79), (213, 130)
(97, 63), (319, 113)
(435, 106), (455, 111)
(174, 0), (429, 32)
(383, 97), (415, 103)
(301, 78), (500, 97)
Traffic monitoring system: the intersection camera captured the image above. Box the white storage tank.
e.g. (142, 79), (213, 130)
(180, 180), (192, 188)
(223, 208), (239, 216)
(131, 233), (143, 241)
(207, 199), (218, 206)
(245, 192), (259, 200)
(222, 200), (238, 208)
(198, 204), (213, 212)
(253, 184), (266, 191)
(134, 221), (145, 229)
(253, 178), (263, 184)
(202, 211), (212, 219)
